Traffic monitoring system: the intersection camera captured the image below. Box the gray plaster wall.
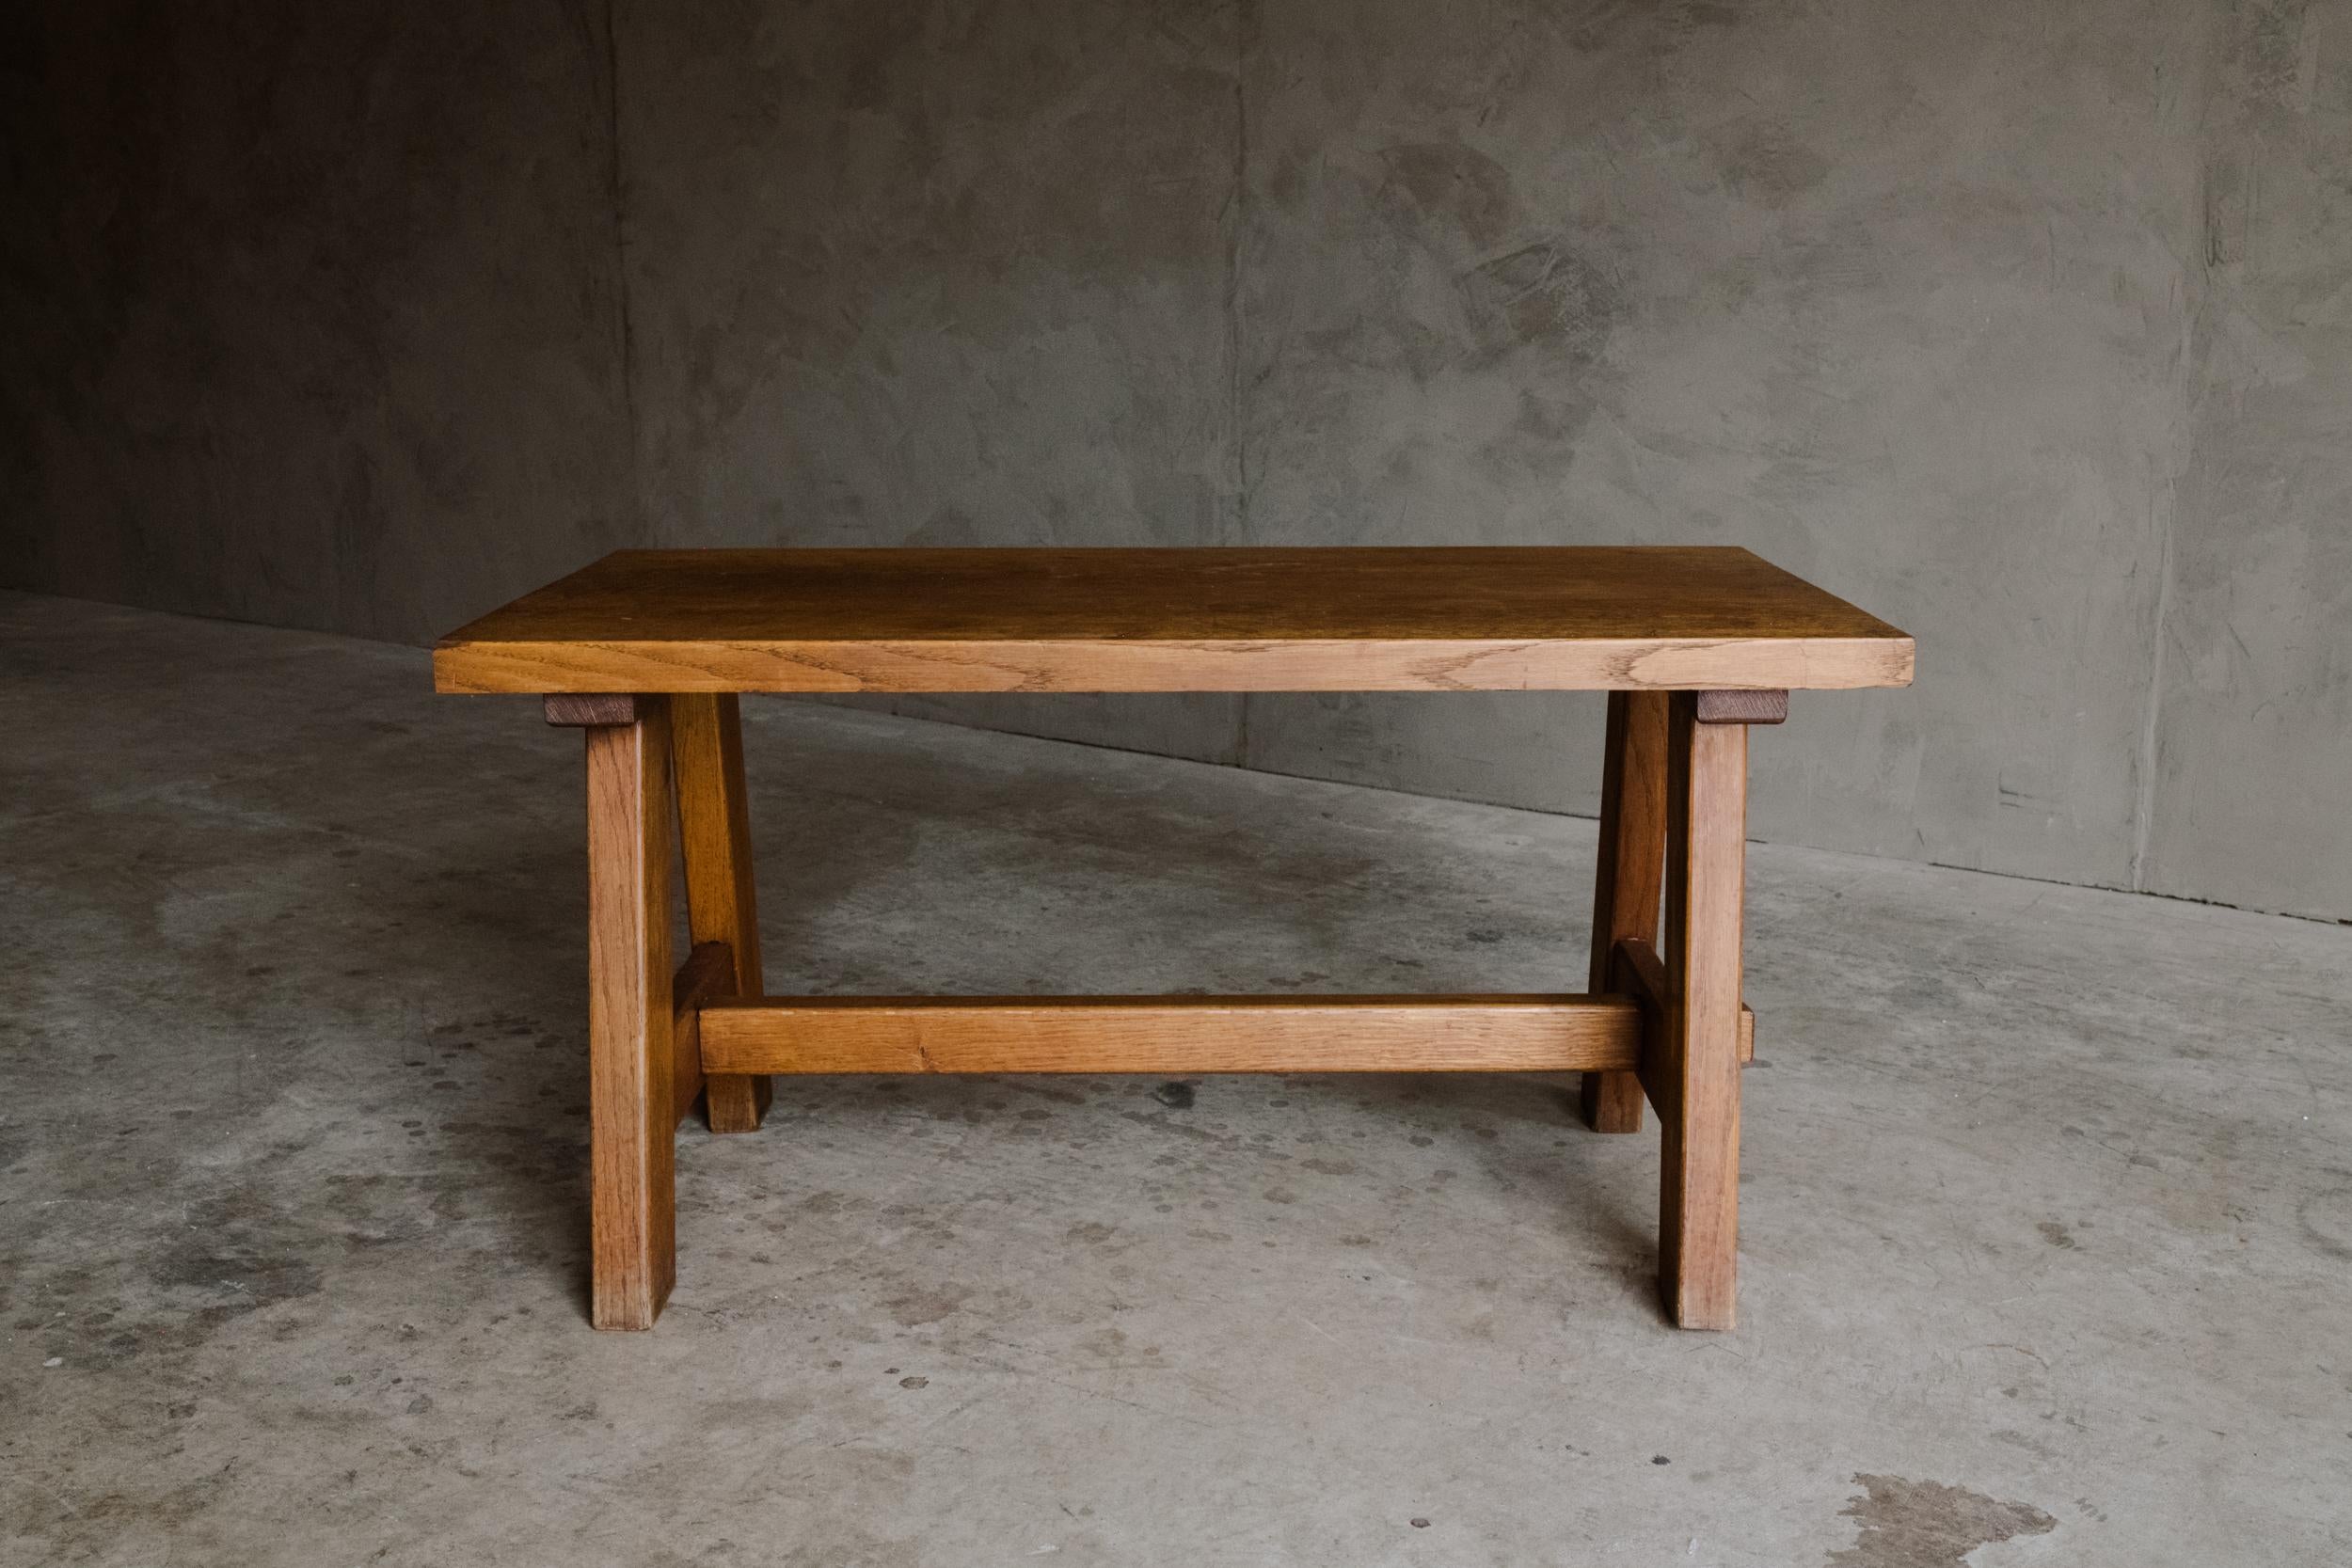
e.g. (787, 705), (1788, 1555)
(2147, 3), (2352, 918)
(3, 1), (2346, 921)
(0, 1), (637, 644)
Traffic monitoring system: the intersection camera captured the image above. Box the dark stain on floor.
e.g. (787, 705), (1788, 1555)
(1829, 1474), (2056, 1566)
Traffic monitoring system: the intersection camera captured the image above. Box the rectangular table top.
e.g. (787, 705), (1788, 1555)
(433, 546), (1913, 694)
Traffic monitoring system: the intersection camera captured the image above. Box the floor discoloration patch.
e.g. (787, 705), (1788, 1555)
(1830, 1475), (2056, 1566)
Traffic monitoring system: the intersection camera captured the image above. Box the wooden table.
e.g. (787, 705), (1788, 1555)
(437, 547), (1913, 1331)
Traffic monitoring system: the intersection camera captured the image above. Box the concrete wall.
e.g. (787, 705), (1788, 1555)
(4, 1), (2346, 921)
(0, 2), (635, 644)
(2147, 1), (2352, 919)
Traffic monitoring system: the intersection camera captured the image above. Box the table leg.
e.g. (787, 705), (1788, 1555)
(672, 692), (771, 1132)
(1659, 692), (1745, 1330)
(1582, 690), (1668, 1132)
(584, 698), (677, 1330)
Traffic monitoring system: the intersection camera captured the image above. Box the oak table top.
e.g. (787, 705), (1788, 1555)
(433, 546), (1913, 695)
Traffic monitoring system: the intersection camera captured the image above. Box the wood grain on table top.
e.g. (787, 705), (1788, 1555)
(434, 546), (1914, 694)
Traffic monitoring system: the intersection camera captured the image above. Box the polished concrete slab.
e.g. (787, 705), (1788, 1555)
(2, 590), (2347, 1566)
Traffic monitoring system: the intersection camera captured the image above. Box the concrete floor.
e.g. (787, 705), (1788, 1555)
(2, 591), (2348, 1568)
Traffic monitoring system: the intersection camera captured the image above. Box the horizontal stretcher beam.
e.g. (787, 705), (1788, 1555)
(696, 993), (1644, 1076)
